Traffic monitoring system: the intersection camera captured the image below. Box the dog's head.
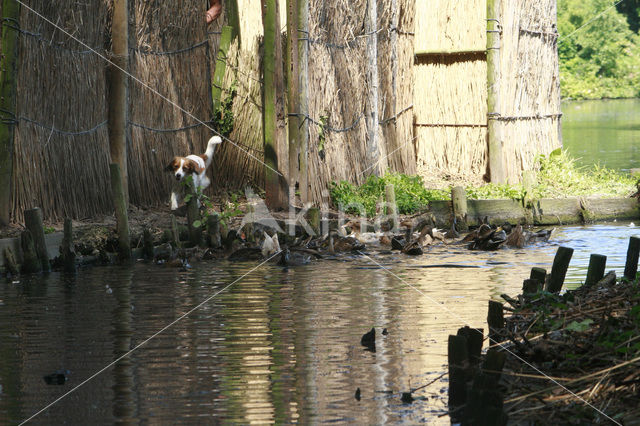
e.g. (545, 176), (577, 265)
(166, 157), (199, 181)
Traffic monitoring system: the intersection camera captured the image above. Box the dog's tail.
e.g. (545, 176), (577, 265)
(204, 135), (223, 167)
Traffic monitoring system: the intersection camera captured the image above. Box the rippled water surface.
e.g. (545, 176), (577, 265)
(1, 223), (638, 424)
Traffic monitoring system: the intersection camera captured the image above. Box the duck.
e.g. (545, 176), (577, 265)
(261, 231), (281, 257)
(327, 230), (366, 253)
(278, 248), (311, 266)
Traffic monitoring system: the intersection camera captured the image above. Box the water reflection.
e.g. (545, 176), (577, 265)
(0, 223), (638, 424)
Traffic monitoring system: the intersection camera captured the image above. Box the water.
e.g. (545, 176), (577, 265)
(1, 223), (638, 424)
(562, 98), (640, 172)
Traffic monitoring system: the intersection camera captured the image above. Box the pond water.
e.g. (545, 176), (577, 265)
(562, 98), (640, 172)
(1, 222), (638, 424)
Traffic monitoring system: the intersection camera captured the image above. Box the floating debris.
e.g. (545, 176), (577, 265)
(355, 387), (361, 401)
(361, 327), (376, 352)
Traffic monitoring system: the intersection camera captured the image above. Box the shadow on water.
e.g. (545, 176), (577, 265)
(0, 222), (638, 424)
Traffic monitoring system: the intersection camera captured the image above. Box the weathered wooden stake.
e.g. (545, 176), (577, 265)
(546, 246), (574, 293)
(522, 170), (537, 204)
(20, 230), (40, 274)
(206, 213), (222, 248)
(24, 208), (50, 272)
(486, 0), (505, 183)
(186, 181), (202, 247)
(624, 236), (640, 280)
(457, 326), (483, 366)
(170, 215), (181, 248)
(585, 253), (607, 287)
(109, 163), (131, 260)
(529, 267), (547, 287)
(262, 0), (289, 210)
(451, 186), (467, 225)
(385, 184), (397, 229)
(487, 301), (504, 344)
(286, 0), (300, 197)
(60, 218), (76, 273)
(2, 247), (19, 276)
(482, 347), (506, 381)
(297, 0), (309, 202)
(365, 0), (381, 176)
(0, 0), (21, 226)
(306, 207), (320, 236)
(522, 278), (541, 295)
(448, 334), (469, 407)
(142, 228), (154, 260)
(211, 26), (233, 115)
(108, 0), (130, 203)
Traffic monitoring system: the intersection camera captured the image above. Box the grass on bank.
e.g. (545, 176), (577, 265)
(330, 150), (638, 215)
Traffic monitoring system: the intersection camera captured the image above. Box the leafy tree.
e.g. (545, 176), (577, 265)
(558, 0), (640, 99)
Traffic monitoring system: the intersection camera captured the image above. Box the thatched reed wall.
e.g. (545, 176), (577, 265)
(498, 0), (561, 181)
(12, 0), (111, 223)
(128, 1), (212, 207)
(413, 0), (488, 184)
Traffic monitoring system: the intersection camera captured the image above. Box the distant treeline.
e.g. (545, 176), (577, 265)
(559, 0), (640, 99)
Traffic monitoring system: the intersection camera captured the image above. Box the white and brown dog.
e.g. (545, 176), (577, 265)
(166, 135), (222, 210)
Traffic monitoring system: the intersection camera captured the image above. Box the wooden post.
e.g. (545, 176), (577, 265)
(142, 228), (155, 259)
(306, 207), (320, 236)
(224, 0), (241, 45)
(448, 334), (469, 407)
(170, 215), (181, 248)
(186, 180), (202, 247)
(261, 0), (289, 210)
(0, 0), (21, 226)
(61, 218), (76, 273)
(522, 278), (541, 297)
(457, 326), (483, 366)
(2, 247), (19, 276)
(286, 0), (301, 198)
(109, 163), (131, 260)
(211, 26), (233, 116)
(486, 0), (505, 183)
(297, 0), (309, 202)
(546, 246), (574, 293)
(585, 254), (607, 287)
(452, 186), (467, 224)
(206, 213), (222, 248)
(624, 236), (640, 280)
(487, 301), (504, 344)
(24, 208), (50, 272)
(20, 230), (40, 274)
(365, 0), (381, 176)
(529, 267), (547, 286)
(108, 0), (130, 203)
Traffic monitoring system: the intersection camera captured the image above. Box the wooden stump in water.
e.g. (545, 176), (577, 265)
(186, 180), (202, 247)
(2, 247), (19, 276)
(457, 326), (483, 366)
(306, 207), (320, 236)
(624, 236), (640, 280)
(142, 228), (155, 260)
(546, 246), (573, 293)
(451, 186), (468, 230)
(529, 267), (546, 286)
(585, 254), (607, 287)
(20, 230), (41, 274)
(109, 163), (131, 260)
(24, 208), (50, 272)
(206, 214), (222, 248)
(448, 334), (469, 408)
(487, 301), (504, 344)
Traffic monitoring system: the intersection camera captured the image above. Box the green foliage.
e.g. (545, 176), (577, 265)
(466, 150), (636, 200)
(558, 0), (640, 99)
(329, 173), (449, 216)
(43, 226), (55, 234)
(212, 80), (237, 137)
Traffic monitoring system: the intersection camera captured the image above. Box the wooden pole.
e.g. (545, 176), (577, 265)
(486, 0), (505, 183)
(546, 246), (574, 293)
(20, 230), (40, 274)
(109, 163), (131, 260)
(530, 267), (546, 286)
(211, 26), (233, 116)
(487, 300), (504, 344)
(24, 208), (50, 272)
(186, 180), (202, 247)
(261, 0), (289, 210)
(0, 0), (21, 226)
(224, 0), (241, 45)
(298, 0), (309, 202)
(585, 254), (606, 287)
(452, 186), (467, 223)
(385, 184), (397, 230)
(448, 334), (469, 407)
(206, 213), (222, 248)
(365, 0), (380, 176)
(624, 236), (640, 281)
(286, 0), (300, 197)
(108, 0), (130, 203)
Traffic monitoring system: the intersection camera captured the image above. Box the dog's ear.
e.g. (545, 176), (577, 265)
(184, 159), (198, 174)
(165, 159), (177, 172)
